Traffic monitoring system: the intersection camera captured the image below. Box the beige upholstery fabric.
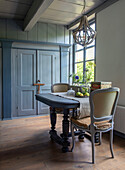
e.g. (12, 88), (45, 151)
(71, 116), (90, 129)
(71, 117), (112, 130)
(94, 121), (112, 130)
(93, 91), (117, 118)
(53, 84), (69, 93)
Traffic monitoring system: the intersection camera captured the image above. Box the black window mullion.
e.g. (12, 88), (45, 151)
(73, 44), (75, 73)
(85, 45), (95, 50)
(76, 48), (84, 52)
(74, 61), (84, 64)
(85, 59), (95, 62)
(83, 47), (86, 82)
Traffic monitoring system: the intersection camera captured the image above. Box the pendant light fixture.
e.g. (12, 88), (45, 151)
(73, 0), (96, 47)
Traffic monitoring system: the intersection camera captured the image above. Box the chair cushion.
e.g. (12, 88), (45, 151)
(71, 116), (90, 129)
(71, 117), (112, 130)
(94, 121), (112, 130)
(53, 84), (69, 92)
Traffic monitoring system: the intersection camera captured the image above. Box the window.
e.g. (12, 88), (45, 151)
(73, 22), (96, 83)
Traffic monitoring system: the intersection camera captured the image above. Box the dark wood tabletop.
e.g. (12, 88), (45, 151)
(36, 93), (80, 109)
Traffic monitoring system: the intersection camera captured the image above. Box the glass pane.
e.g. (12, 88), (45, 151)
(91, 23), (95, 31)
(85, 61), (95, 82)
(75, 62), (83, 82)
(86, 47), (95, 60)
(75, 50), (83, 62)
(87, 23), (95, 47)
(76, 44), (83, 51)
(87, 40), (95, 47)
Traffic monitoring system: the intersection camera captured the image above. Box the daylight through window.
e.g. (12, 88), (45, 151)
(73, 22), (96, 84)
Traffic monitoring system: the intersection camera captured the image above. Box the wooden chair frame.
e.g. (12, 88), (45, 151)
(71, 87), (120, 164)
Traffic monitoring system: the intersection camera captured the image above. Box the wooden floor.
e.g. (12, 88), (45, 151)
(0, 115), (125, 170)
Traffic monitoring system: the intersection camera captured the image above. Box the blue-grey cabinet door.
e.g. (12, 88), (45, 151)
(17, 50), (36, 116)
(37, 51), (60, 114)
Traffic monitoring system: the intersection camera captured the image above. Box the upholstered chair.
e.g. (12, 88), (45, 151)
(71, 87), (120, 164)
(51, 83), (70, 93)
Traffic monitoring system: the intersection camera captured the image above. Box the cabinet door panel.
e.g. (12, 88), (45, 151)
(53, 52), (60, 84)
(37, 51), (60, 114)
(17, 50), (36, 116)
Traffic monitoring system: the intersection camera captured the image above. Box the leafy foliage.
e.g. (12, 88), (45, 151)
(70, 61), (95, 84)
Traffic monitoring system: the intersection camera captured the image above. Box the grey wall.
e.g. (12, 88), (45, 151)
(96, 0), (125, 106)
(96, 0), (125, 133)
(0, 19), (70, 44)
(0, 48), (2, 119)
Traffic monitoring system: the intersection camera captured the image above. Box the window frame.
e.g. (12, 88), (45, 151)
(73, 20), (96, 83)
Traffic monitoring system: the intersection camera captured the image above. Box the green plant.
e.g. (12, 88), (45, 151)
(85, 61), (95, 83)
(69, 74), (79, 83)
(70, 61), (96, 85)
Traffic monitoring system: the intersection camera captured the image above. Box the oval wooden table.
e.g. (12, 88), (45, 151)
(36, 93), (80, 152)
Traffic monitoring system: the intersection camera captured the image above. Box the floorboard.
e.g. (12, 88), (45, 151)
(0, 115), (125, 170)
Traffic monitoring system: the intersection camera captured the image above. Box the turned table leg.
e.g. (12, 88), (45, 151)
(49, 107), (56, 139)
(62, 109), (70, 152)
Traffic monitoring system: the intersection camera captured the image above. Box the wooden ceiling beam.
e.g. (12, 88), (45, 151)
(23, 0), (54, 31)
(67, 0), (119, 30)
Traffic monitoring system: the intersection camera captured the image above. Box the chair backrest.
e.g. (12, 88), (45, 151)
(90, 87), (120, 122)
(51, 83), (70, 93)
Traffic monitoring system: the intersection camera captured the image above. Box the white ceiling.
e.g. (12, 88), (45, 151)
(0, 0), (106, 23)
(0, 0), (118, 31)
(0, 0), (34, 19)
(39, 0), (106, 25)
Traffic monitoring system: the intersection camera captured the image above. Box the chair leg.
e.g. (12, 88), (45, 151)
(110, 129), (114, 158)
(99, 132), (102, 145)
(91, 133), (95, 164)
(71, 123), (75, 152)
